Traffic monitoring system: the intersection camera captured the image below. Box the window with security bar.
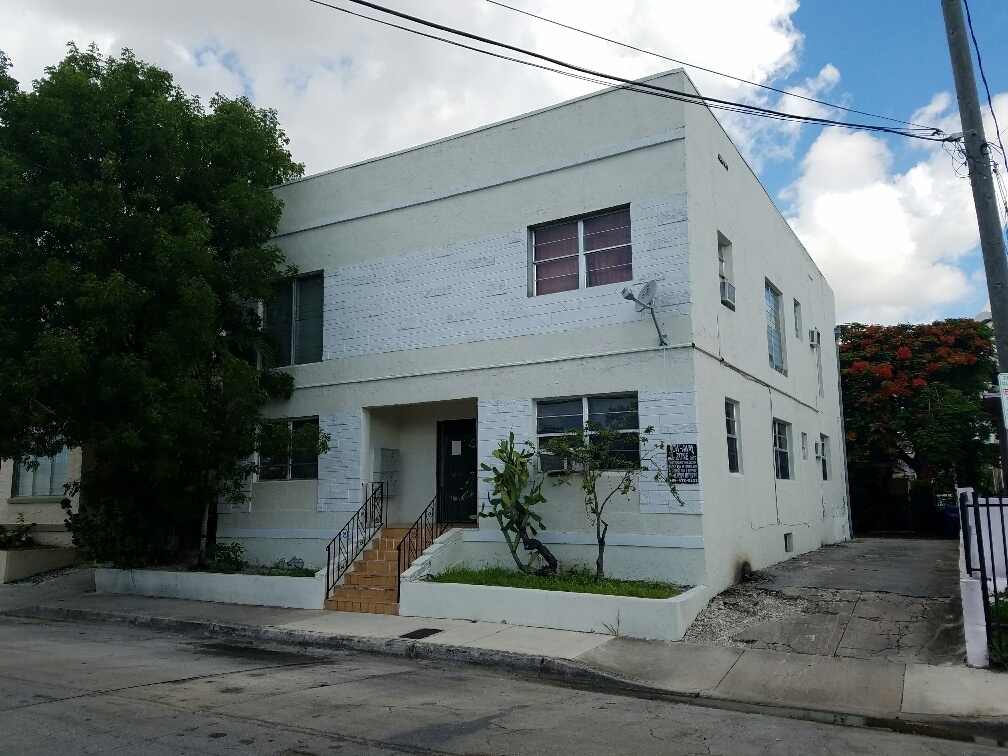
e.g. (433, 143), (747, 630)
(532, 208), (633, 295)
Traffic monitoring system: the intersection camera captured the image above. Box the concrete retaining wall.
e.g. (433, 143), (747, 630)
(0, 547), (78, 583)
(399, 530), (709, 640)
(96, 568), (325, 610)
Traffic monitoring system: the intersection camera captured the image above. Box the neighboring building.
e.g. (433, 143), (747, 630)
(218, 69), (850, 597)
(0, 448), (81, 547)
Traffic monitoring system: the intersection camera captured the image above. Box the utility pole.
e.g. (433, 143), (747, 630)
(942, 0), (1008, 372)
(942, 0), (1008, 489)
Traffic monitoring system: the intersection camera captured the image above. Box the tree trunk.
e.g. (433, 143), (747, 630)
(198, 499), (210, 565)
(595, 518), (608, 582)
(518, 527), (558, 574)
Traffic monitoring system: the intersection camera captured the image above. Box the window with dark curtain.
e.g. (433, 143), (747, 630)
(532, 208), (632, 295)
(533, 221), (580, 295)
(584, 210), (632, 287)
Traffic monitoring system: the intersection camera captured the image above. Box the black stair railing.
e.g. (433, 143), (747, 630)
(396, 487), (448, 603)
(325, 482), (385, 600)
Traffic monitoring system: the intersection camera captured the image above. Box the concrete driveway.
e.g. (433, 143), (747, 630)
(685, 538), (965, 666)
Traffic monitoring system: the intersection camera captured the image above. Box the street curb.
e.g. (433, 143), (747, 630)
(5, 604), (1007, 746)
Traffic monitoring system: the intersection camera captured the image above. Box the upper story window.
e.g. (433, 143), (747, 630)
(532, 208), (632, 295)
(818, 434), (831, 481)
(765, 280), (786, 374)
(773, 419), (791, 480)
(718, 233), (735, 310)
(264, 273), (324, 366)
(537, 394), (640, 468)
(259, 418), (320, 481)
(13, 448), (68, 497)
(725, 399), (741, 473)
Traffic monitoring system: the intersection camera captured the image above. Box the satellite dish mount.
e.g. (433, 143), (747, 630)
(621, 281), (668, 346)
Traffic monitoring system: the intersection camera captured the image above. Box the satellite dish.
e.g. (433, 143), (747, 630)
(619, 280), (667, 347)
(635, 280), (657, 312)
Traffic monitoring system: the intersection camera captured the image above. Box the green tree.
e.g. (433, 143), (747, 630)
(543, 423), (681, 582)
(839, 319), (998, 492)
(478, 433), (558, 575)
(0, 45), (326, 566)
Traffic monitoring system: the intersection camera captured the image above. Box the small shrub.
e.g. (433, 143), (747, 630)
(207, 542), (247, 573)
(991, 599), (1008, 667)
(0, 513), (35, 550)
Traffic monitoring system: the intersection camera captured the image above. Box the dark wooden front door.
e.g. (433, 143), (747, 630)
(437, 419), (478, 525)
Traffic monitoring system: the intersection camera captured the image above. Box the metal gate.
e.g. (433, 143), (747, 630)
(960, 491), (1008, 664)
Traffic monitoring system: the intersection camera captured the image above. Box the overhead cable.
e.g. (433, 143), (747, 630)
(308, 0), (945, 142)
(963, 0), (1008, 176)
(485, 0), (933, 132)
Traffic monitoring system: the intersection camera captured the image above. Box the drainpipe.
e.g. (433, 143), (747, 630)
(834, 326), (853, 540)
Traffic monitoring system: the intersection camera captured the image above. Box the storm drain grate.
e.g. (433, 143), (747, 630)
(400, 628), (443, 640)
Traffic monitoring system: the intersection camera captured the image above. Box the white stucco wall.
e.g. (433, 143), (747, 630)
(221, 69), (845, 583)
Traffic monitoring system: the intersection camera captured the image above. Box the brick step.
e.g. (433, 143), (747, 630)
(351, 559), (398, 576)
(333, 585), (398, 602)
(344, 572), (397, 588)
(361, 548), (400, 562)
(325, 597), (398, 615)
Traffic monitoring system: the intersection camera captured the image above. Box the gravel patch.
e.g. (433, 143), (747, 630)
(13, 564), (90, 586)
(684, 576), (814, 647)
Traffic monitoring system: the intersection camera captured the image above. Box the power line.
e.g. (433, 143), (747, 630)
(309, 0), (945, 143)
(963, 0), (1008, 176)
(485, 0), (932, 132)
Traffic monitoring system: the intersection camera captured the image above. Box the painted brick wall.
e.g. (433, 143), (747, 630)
(323, 194), (690, 360)
(318, 411), (363, 512)
(476, 399), (535, 513)
(638, 388), (702, 514)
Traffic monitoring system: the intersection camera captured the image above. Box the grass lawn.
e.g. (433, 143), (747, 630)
(429, 565), (681, 599)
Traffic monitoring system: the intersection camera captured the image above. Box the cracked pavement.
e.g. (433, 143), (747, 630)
(684, 538), (965, 666)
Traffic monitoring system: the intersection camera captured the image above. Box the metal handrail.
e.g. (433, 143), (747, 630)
(396, 487), (448, 603)
(325, 482), (385, 599)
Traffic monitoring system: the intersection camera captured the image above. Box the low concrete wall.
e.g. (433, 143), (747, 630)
(0, 547), (78, 583)
(399, 531), (710, 641)
(96, 568), (325, 610)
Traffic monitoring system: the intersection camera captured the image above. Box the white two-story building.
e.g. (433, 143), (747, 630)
(217, 69), (850, 602)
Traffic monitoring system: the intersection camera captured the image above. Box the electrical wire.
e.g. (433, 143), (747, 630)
(485, 0), (934, 132)
(963, 0), (1008, 176)
(308, 0), (946, 143)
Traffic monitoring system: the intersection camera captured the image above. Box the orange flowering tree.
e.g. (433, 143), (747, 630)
(839, 319), (998, 490)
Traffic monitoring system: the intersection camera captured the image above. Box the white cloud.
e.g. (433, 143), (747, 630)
(786, 92), (1008, 324)
(1, 0), (807, 174)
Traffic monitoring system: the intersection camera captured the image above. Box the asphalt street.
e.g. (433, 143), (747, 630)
(0, 617), (999, 755)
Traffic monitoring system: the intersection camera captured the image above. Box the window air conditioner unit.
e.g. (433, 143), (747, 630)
(720, 279), (736, 310)
(809, 328), (821, 348)
(538, 452), (565, 474)
(814, 441), (822, 459)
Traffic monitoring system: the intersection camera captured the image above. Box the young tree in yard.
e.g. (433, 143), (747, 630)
(478, 433), (558, 575)
(839, 319), (998, 492)
(0, 45), (327, 566)
(543, 421), (681, 582)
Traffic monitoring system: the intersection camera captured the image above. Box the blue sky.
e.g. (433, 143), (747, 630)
(3, 0), (1007, 324)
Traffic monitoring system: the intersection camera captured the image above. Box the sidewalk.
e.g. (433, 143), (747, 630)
(2, 570), (1007, 744)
